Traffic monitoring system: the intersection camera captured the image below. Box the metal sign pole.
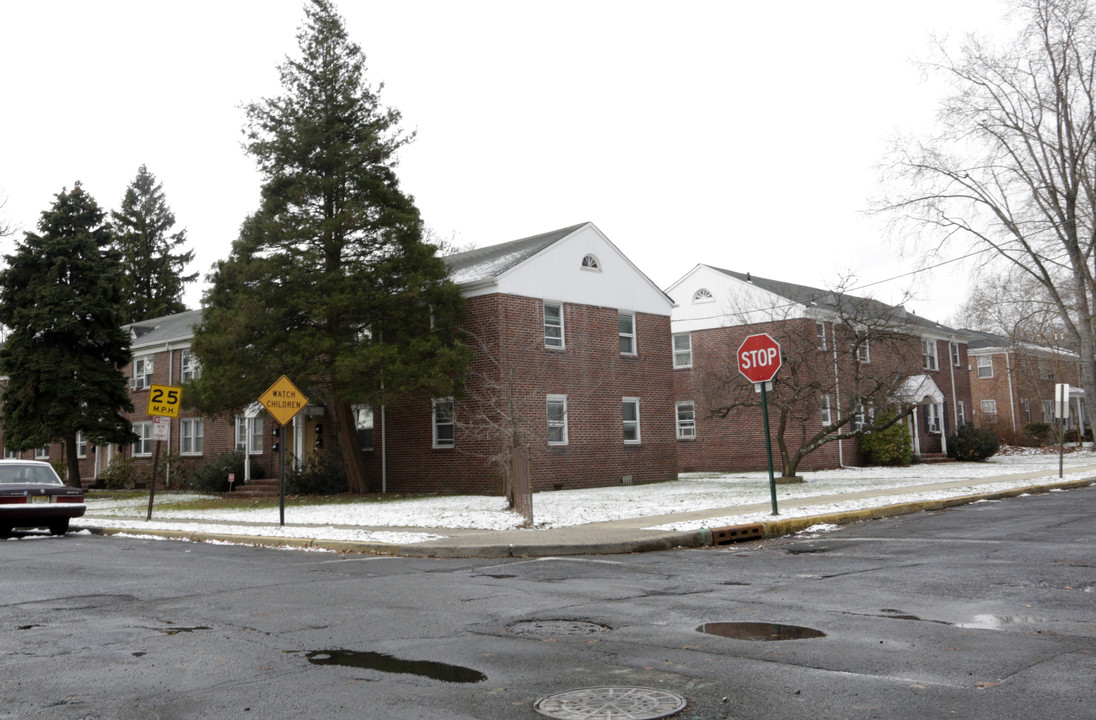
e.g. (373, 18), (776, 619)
(279, 425), (286, 527)
(146, 440), (161, 521)
(760, 382), (779, 515)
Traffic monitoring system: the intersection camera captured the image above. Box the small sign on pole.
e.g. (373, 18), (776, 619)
(1056, 383), (1070, 478)
(737, 333), (783, 515)
(258, 375), (309, 526)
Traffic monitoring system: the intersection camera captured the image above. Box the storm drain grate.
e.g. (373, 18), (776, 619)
(509, 620), (611, 637)
(534, 687), (687, 719)
(710, 523), (764, 544)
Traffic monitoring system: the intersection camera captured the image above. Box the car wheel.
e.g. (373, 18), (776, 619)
(48, 518), (69, 535)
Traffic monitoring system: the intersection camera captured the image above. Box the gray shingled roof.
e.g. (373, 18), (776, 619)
(127, 309), (202, 348)
(708, 267), (958, 334)
(443, 223), (588, 286)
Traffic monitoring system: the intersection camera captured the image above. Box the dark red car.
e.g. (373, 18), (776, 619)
(0, 460), (85, 536)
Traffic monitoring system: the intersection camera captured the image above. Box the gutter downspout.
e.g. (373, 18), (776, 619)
(381, 405), (387, 493)
(948, 341), (960, 428)
(1005, 351), (1017, 432)
(830, 322), (845, 467)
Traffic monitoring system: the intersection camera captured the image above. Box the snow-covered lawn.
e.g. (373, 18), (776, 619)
(77, 449), (1096, 545)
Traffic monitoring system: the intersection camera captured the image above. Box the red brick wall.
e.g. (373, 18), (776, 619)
(362, 294), (678, 493)
(673, 320), (972, 473)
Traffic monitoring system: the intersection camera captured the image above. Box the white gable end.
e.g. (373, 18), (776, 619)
(492, 224), (672, 316)
(667, 265), (809, 333)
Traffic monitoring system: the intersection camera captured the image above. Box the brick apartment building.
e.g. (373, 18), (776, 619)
(4, 223), (678, 494)
(965, 329), (1085, 433)
(666, 266), (973, 473)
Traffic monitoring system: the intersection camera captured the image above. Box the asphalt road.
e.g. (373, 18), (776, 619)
(2, 485), (1094, 720)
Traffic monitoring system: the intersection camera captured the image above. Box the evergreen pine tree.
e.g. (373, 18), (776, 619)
(190, 0), (469, 492)
(0, 183), (135, 485)
(111, 165), (196, 323)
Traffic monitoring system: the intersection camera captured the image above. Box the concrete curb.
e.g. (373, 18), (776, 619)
(83, 477), (1094, 558)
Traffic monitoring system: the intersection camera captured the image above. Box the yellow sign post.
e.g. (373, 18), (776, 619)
(257, 376), (309, 526)
(258, 375), (308, 427)
(146, 384), (182, 418)
(144, 384), (182, 520)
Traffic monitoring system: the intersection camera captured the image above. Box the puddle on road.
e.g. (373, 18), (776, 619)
(698, 622), (826, 641)
(156, 626), (211, 635)
(302, 649), (486, 683)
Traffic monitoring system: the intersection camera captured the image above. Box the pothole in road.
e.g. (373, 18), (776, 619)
(300, 649), (486, 684)
(509, 619), (612, 637)
(697, 622), (826, 641)
(534, 687), (687, 720)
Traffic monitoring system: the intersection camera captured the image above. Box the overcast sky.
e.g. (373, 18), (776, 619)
(0, 0), (1011, 323)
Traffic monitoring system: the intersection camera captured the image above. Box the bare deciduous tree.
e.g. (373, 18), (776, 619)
(879, 0), (1096, 435)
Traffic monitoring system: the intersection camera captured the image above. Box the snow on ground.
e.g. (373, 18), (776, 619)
(76, 450), (1096, 545)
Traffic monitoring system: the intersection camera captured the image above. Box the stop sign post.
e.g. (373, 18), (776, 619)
(737, 333), (782, 514)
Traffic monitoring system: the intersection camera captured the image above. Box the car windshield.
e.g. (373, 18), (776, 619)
(0, 465), (63, 485)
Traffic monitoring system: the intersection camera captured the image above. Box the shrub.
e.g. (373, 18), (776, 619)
(859, 415), (913, 466)
(1021, 422), (1052, 447)
(287, 452), (348, 495)
(947, 424), (1000, 462)
(187, 450), (250, 493)
(99, 456), (139, 490)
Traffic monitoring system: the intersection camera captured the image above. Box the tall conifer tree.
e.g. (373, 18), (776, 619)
(111, 165), (196, 323)
(190, 0), (469, 492)
(0, 183), (135, 485)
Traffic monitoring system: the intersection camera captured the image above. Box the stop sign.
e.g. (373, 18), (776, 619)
(737, 333), (782, 384)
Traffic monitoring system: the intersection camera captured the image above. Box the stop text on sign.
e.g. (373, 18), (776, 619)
(737, 333), (783, 384)
(740, 347), (779, 370)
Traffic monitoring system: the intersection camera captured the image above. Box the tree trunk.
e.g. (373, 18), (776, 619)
(333, 401), (371, 493)
(64, 432), (81, 488)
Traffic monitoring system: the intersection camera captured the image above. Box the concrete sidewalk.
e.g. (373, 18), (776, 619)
(81, 469), (1096, 558)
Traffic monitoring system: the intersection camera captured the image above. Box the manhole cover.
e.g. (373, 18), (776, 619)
(509, 620), (611, 637)
(534, 687), (687, 720)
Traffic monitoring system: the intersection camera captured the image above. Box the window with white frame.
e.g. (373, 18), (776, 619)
(75, 432), (87, 459)
(958, 401), (966, 425)
(132, 356), (154, 389)
(922, 339), (939, 371)
(180, 350), (201, 381)
(580, 254), (601, 271)
(980, 399), (998, 420)
(3, 447), (16, 459)
(353, 404), (374, 451)
(951, 342), (962, 367)
(235, 416), (263, 454)
(544, 302), (564, 349)
(546, 395), (568, 445)
(132, 422), (153, 456)
(977, 355), (993, 378)
(853, 405), (867, 431)
(692, 288), (713, 303)
(816, 322), (827, 351)
(926, 404), (941, 433)
(180, 418), (204, 455)
(821, 395), (833, 426)
(1021, 398), (1031, 423)
(35, 446), (50, 460)
(676, 401), (696, 439)
(1042, 399), (1054, 422)
(433, 397), (455, 448)
(619, 312), (637, 355)
(854, 339), (871, 363)
(622, 398), (641, 444)
(673, 333), (692, 368)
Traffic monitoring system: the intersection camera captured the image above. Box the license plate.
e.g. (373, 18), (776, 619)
(31, 495), (50, 503)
